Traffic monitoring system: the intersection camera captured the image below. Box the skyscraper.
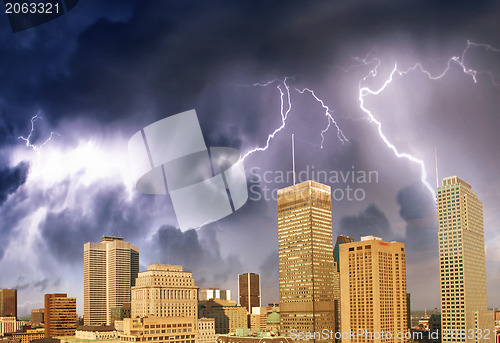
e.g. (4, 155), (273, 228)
(131, 264), (198, 319)
(238, 273), (261, 313)
(437, 176), (494, 343)
(340, 236), (408, 343)
(277, 180), (335, 343)
(44, 293), (76, 338)
(333, 235), (354, 334)
(84, 236), (139, 325)
(0, 289), (17, 318)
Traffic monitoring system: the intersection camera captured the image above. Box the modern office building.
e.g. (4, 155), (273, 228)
(131, 264), (198, 319)
(0, 289), (17, 318)
(84, 236), (139, 326)
(437, 176), (495, 343)
(120, 317), (197, 343)
(238, 273), (261, 313)
(44, 293), (77, 338)
(199, 289), (231, 301)
(340, 236), (408, 343)
(277, 180), (336, 343)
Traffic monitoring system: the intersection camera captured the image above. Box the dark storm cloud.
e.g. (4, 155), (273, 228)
(338, 204), (393, 240)
(38, 182), (161, 264)
(149, 225), (243, 287)
(397, 182), (438, 261)
(0, 160), (29, 260)
(2, 0), (498, 140)
(13, 276), (60, 292)
(0, 160), (29, 205)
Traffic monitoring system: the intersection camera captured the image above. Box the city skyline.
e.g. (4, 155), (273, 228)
(1, 0), (500, 317)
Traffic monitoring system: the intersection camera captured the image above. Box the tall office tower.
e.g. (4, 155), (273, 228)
(44, 294), (77, 338)
(340, 236), (408, 343)
(131, 264), (198, 319)
(238, 273), (261, 313)
(84, 236), (139, 325)
(332, 235), (354, 334)
(437, 176), (494, 343)
(0, 289), (17, 318)
(277, 180), (336, 343)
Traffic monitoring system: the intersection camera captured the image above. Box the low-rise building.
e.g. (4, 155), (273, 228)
(11, 329), (45, 343)
(198, 318), (216, 343)
(75, 326), (117, 340)
(120, 317), (196, 343)
(199, 300), (247, 335)
(1, 318), (27, 336)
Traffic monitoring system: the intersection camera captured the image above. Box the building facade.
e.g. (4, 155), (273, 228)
(437, 176), (495, 343)
(199, 289), (231, 302)
(84, 236), (139, 326)
(0, 290), (17, 318)
(340, 236), (408, 343)
(333, 235), (354, 335)
(44, 294), (77, 338)
(238, 274), (260, 313)
(120, 317), (196, 343)
(199, 299), (248, 335)
(11, 329), (45, 343)
(277, 180), (336, 343)
(131, 265), (198, 319)
(31, 309), (44, 325)
(198, 318), (216, 343)
(0, 317), (25, 336)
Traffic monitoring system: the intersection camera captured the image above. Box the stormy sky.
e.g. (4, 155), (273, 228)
(1, 0), (500, 316)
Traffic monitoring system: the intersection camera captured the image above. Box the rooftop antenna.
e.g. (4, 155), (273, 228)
(292, 134), (296, 185)
(434, 147), (439, 189)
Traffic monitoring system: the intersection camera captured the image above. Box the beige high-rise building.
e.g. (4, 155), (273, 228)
(277, 180), (336, 343)
(131, 264), (198, 319)
(340, 236), (408, 343)
(437, 176), (494, 343)
(84, 236), (139, 325)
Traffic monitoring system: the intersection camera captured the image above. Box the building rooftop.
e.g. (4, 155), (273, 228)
(146, 264), (183, 272)
(76, 326), (115, 332)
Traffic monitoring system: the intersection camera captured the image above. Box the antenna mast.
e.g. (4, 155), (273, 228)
(292, 134), (296, 185)
(435, 147), (439, 189)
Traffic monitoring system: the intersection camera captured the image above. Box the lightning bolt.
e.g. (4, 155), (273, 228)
(295, 87), (348, 148)
(239, 77), (293, 162)
(354, 40), (500, 198)
(237, 40), (499, 199)
(18, 114), (59, 152)
(238, 79), (349, 162)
